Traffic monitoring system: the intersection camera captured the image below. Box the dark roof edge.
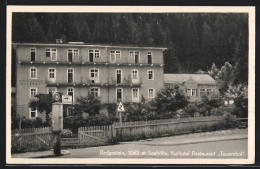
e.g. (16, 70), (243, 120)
(12, 42), (167, 51)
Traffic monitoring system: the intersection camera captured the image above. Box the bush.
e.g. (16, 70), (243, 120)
(63, 114), (116, 133)
(61, 129), (73, 138)
(21, 117), (50, 129)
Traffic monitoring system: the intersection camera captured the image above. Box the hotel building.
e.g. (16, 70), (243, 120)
(13, 40), (167, 119)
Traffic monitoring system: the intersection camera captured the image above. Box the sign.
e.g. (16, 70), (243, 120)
(116, 101), (125, 112)
(62, 95), (73, 104)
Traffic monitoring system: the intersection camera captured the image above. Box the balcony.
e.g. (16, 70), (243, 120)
(17, 57), (163, 67)
(108, 76), (142, 87)
(45, 77), (108, 87)
(45, 76), (143, 87)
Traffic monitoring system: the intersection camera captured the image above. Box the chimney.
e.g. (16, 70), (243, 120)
(56, 39), (63, 44)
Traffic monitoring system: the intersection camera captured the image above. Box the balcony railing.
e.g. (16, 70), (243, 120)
(45, 76), (142, 87)
(45, 77), (106, 87)
(109, 77), (142, 87)
(17, 57), (163, 67)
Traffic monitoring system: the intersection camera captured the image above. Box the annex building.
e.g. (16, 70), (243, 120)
(13, 40), (167, 119)
(164, 74), (219, 102)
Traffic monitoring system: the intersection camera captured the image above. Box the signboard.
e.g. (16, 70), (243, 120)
(116, 101), (125, 112)
(62, 95), (73, 104)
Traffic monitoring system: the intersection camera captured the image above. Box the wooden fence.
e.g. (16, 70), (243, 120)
(113, 116), (229, 141)
(78, 125), (112, 146)
(11, 127), (54, 153)
(11, 116), (238, 152)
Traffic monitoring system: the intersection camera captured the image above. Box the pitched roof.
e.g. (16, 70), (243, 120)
(164, 74), (218, 85)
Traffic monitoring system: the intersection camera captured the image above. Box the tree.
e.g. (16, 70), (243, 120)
(75, 94), (101, 116)
(151, 86), (189, 118)
(216, 62), (233, 94)
(224, 84), (248, 118)
(29, 95), (52, 125)
(208, 63), (220, 80)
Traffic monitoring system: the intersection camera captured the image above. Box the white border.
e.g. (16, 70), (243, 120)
(6, 6), (255, 164)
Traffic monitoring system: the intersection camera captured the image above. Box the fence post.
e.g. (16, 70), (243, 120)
(111, 123), (115, 143)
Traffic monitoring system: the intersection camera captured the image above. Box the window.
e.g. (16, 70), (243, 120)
(29, 107), (37, 118)
(132, 70), (138, 80)
(148, 88), (155, 98)
(89, 50), (100, 58)
(110, 50), (121, 62)
(68, 68), (74, 83)
(129, 51), (135, 59)
(68, 49), (79, 57)
(132, 88), (139, 98)
(134, 52), (139, 63)
(67, 88), (74, 102)
(148, 52), (152, 64)
(192, 89), (197, 96)
(68, 49), (79, 62)
(116, 69), (122, 84)
(132, 70), (139, 83)
(129, 51), (139, 63)
(30, 87), (37, 98)
(206, 89), (212, 96)
(31, 48), (36, 61)
(116, 88), (123, 102)
(90, 69), (99, 79)
(148, 70), (154, 80)
(48, 68), (56, 79)
(186, 88), (196, 96)
(90, 87), (100, 97)
(200, 89), (205, 95)
(132, 88), (139, 102)
(46, 48), (57, 61)
(47, 87), (57, 94)
(67, 107), (74, 117)
(30, 67), (37, 79)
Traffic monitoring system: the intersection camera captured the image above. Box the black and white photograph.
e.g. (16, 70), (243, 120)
(6, 6), (255, 164)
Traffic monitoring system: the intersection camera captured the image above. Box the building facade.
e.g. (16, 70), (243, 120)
(13, 41), (166, 119)
(164, 74), (219, 102)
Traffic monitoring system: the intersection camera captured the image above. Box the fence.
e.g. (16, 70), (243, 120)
(113, 116), (229, 141)
(11, 127), (54, 153)
(11, 116), (237, 153)
(78, 125), (112, 146)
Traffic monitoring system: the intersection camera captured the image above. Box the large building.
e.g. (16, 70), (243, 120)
(13, 40), (167, 119)
(164, 74), (219, 102)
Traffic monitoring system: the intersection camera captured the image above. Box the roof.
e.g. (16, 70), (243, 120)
(164, 74), (218, 85)
(12, 42), (167, 51)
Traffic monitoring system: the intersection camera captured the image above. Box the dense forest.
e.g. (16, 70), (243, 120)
(12, 13), (248, 83)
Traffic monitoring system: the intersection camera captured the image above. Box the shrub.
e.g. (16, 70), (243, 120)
(20, 117), (50, 129)
(63, 114), (116, 133)
(61, 129), (73, 138)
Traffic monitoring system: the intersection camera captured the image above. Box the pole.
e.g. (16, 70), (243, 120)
(119, 111), (122, 126)
(52, 103), (63, 156)
(53, 132), (61, 156)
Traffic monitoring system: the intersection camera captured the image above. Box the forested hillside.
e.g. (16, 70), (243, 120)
(12, 13), (248, 80)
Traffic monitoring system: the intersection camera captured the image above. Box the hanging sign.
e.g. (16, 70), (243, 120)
(62, 95), (73, 104)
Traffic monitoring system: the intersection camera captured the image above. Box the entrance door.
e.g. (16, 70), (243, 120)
(31, 49), (35, 61)
(132, 88), (139, 102)
(148, 55), (152, 64)
(68, 51), (73, 62)
(116, 70), (122, 84)
(89, 53), (94, 62)
(116, 88), (122, 102)
(132, 70), (139, 83)
(110, 52), (116, 63)
(68, 69), (73, 83)
(134, 52), (139, 64)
